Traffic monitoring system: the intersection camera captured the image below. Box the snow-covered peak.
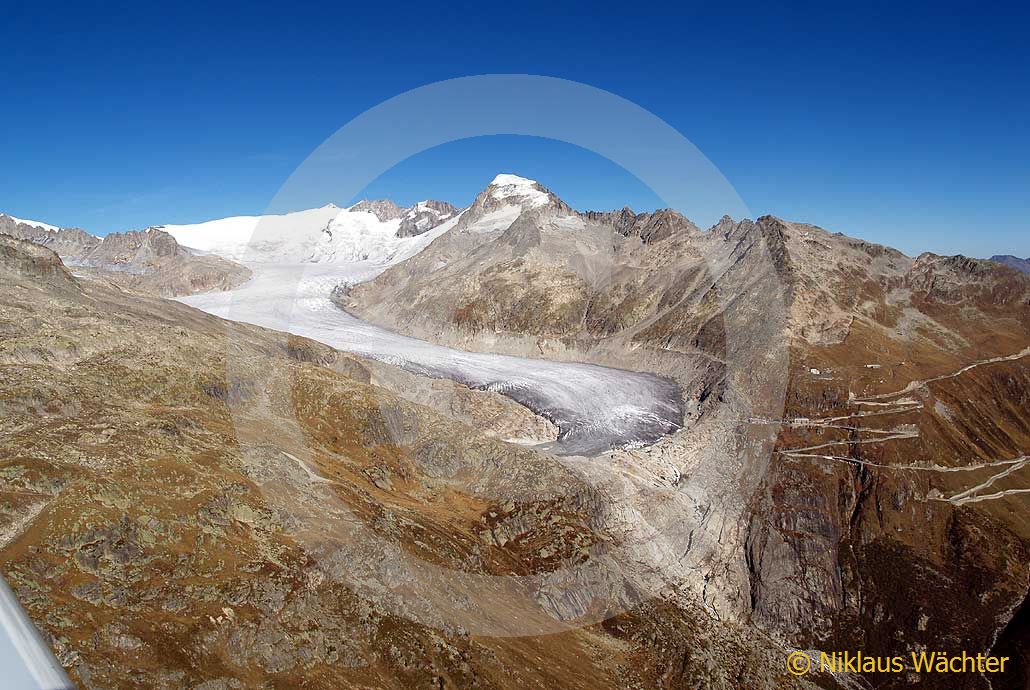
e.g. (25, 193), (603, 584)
(488, 174), (549, 208)
(4, 214), (61, 232)
(454, 174), (566, 235)
(410, 200), (438, 216)
(490, 173), (537, 187)
(451, 176), (564, 237)
(160, 203), (457, 265)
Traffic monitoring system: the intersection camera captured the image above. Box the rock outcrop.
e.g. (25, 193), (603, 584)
(0, 213), (99, 256)
(350, 198), (457, 237)
(348, 198), (406, 221)
(396, 199), (457, 237)
(0, 233), (81, 295)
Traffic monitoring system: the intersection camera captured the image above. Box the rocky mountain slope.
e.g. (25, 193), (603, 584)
(0, 214), (250, 297)
(991, 254), (1030, 273)
(347, 175), (1030, 689)
(0, 234), (802, 689)
(0, 214), (99, 257)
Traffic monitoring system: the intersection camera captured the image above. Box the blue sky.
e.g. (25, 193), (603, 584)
(0, 1), (1026, 257)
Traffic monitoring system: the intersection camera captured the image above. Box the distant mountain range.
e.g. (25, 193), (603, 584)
(991, 254), (1030, 273)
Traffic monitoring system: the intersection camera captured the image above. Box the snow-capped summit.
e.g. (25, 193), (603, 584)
(489, 173), (535, 186)
(4, 214), (61, 233)
(158, 206), (343, 261)
(454, 174), (568, 234)
(488, 174), (550, 209)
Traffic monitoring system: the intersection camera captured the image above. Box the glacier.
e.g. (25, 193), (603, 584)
(169, 194), (683, 456)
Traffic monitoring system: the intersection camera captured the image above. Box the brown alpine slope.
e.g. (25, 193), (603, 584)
(0, 234), (802, 689)
(348, 176), (1030, 689)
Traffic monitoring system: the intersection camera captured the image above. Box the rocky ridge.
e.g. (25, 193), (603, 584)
(0, 214), (250, 297)
(350, 198), (458, 237)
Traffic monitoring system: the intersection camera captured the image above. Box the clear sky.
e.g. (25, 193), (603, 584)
(0, 1), (1026, 257)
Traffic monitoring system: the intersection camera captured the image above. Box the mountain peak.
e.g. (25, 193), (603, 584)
(397, 199), (458, 238)
(1, 212), (62, 233)
(489, 173), (538, 187)
(452, 175), (570, 235)
(349, 199), (405, 222)
(487, 174), (550, 208)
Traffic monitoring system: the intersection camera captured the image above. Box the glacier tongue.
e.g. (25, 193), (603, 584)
(177, 260), (682, 456)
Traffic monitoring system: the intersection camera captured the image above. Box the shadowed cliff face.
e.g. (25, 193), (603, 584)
(992, 591), (1030, 690)
(347, 183), (1030, 689)
(0, 235), (802, 689)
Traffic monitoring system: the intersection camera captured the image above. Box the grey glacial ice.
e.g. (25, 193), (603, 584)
(178, 261), (682, 456)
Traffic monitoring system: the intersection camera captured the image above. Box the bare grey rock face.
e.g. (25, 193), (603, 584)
(348, 199), (458, 237)
(348, 198), (405, 221)
(0, 213), (99, 257)
(80, 228), (252, 296)
(76, 227), (181, 268)
(396, 200), (457, 237)
(581, 206), (701, 243)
